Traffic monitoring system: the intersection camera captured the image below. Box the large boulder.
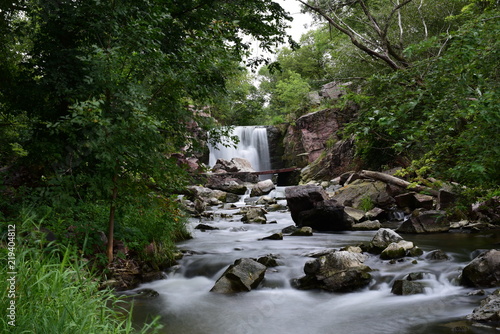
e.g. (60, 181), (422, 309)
(370, 228), (404, 251)
(206, 176), (250, 194)
(471, 196), (500, 225)
(332, 180), (395, 210)
(391, 280), (425, 296)
(395, 192), (434, 211)
(295, 251), (372, 292)
(466, 289), (500, 324)
(396, 210), (450, 233)
(212, 158), (255, 173)
(240, 207), (267, 224)
(186, 185), (227, 204)
(210, 258), (267, 293)
(250, 179), (275, 197)
(285, 185), (351, 231)
(461, 249), (500, 288)
(380, 241), (415, 260)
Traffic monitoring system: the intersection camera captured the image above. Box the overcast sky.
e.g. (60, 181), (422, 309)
(247, 0), (315, 62)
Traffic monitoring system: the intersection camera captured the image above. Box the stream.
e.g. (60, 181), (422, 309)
(129, 187), (499, 334)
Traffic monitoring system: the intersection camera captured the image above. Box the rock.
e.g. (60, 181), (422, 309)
(256, 196), (277, 205)
(461, 249), (500, 288)
(260, 232), (283, 240)
(405, 272), (426, 281)
(195, 224), (219, 231)
(365, 207), (387, 220)
(426, 249), (450, 261)
(344, 206), (366, 223)
(241, 207), (267, 224)
(295, 251), (372, 292)
(251, 179), (275, 197)
(391, 280), (425, 295)
(285, 185), (351, 231)
(471, 197), (500, 225)
(370, 228), (404, 251)
(212, 158), (256, 173)
(225, 192), (241, 203)
(437, 189), (457, 210)
(394, 192), (434, 211)
(380, 241), (414, 260)
(210, 258), (267, 293)
(466, 289), (500, 323)
(282, 225), (298, 234)
(332, 180), (395, 210)
(341, 246), (363, 253)
(407, 247), (424, 257)
(352, 220), (382, 231)
(131, 288), (160, 299)
(291, 226), (313, 236)
(257, 255), (281, 267)
(396, 210), (450, 233)
(187, 185), (227, 203)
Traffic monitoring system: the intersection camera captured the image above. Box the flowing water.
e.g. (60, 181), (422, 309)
(129, 189), (500, 334)
(208, 126), (271, 172)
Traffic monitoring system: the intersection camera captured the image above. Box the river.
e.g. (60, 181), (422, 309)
(129, 188), (499, 334)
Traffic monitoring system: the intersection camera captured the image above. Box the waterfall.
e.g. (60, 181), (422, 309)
(208, 126), (271, 172)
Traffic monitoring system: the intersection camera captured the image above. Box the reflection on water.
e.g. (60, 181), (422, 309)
(129, 191), (500, 334)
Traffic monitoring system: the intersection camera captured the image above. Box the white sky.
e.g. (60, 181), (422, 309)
(247, 0), (315, 62)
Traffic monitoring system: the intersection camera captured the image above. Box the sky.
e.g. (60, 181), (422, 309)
(247, 0), (316, 62)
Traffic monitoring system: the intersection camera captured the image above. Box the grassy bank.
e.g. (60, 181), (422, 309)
(1, 215), (162, 333)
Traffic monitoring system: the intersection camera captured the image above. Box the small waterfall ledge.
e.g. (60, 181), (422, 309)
(208, 126), (272, 172)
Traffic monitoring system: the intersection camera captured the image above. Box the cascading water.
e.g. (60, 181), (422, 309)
(208, 126), (271, 172)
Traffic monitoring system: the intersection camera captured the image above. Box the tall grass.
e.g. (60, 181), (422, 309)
(0, 216), (160, 333)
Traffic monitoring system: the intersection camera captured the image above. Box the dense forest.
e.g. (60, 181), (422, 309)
(0, 0), (499, 332)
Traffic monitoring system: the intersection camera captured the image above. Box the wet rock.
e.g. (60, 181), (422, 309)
(466, 289), (500, 324)
(267, 203), (288, 212)
(426, 249), (450, 261)
(352, 220), (382, 231)
(195, 224), (219, 231)
(257, 254), (281, 267)
(295, 251), (372, 292)
(282, 225), (298, 234)
(240, 207), (267, 224)
(285, 185), (351, 231)
(407, 246), (424, 257)
(212, 157), (256, 173)
(131, 288), (160, 299)
(471, 196), (500, 225)
(256, 196), (277, 205)
(210, 258), (267, 293)
(260, 232), (283, 240)
(341, 246), (363, 254)
(291, 226), (313, 236)
(225, 192), (241, 203)
(405, 272), (426, 281)
(251, 179), (275, 197)
(370, 228), (404, 252)
(391, 280), (425, 295)
(461, 249), (500, 288)
(396, 210), (450, 233)
(380, 240), (414, 260)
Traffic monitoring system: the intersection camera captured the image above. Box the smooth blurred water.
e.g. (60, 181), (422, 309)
(129, 189), (500, 334)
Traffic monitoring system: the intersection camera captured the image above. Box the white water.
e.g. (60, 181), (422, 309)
(130, 189), (498, 334)
(208, 126), (271, 172)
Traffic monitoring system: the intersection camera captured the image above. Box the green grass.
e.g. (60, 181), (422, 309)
(0, 217), (161, 334)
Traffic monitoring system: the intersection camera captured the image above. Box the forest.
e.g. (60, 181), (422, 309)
(0, 0), (499, 332)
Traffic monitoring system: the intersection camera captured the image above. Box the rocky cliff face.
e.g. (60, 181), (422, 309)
(282, 105), (358, 182)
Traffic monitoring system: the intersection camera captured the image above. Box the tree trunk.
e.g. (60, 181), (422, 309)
(359, 170), (439, 196)
(106, 175), (118, 263)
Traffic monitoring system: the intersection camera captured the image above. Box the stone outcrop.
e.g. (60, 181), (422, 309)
(461, 249), (500, 288)
(211, 258), (267, 293)
(466, 289), (500, 324)
(396, 210), (450, 233)
(331, 180), (395, 210)
(295, 250), (372, 292)
(285, 185), (351, 231)
(250, 179), (275, 197)
(240, 207), (267, 224)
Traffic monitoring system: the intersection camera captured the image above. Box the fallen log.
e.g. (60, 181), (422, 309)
(359, 170), (439, 197)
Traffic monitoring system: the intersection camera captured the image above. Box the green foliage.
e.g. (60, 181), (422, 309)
(0, 216), (160, 333)
(346, 9), (500, 186)
(359, 196), (375, 212)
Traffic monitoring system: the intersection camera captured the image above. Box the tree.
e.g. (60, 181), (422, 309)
(1, 0), (292, 262)
(299, 0), (468, 70)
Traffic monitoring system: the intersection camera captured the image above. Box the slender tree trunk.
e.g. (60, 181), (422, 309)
(106, 174), (118, 263)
